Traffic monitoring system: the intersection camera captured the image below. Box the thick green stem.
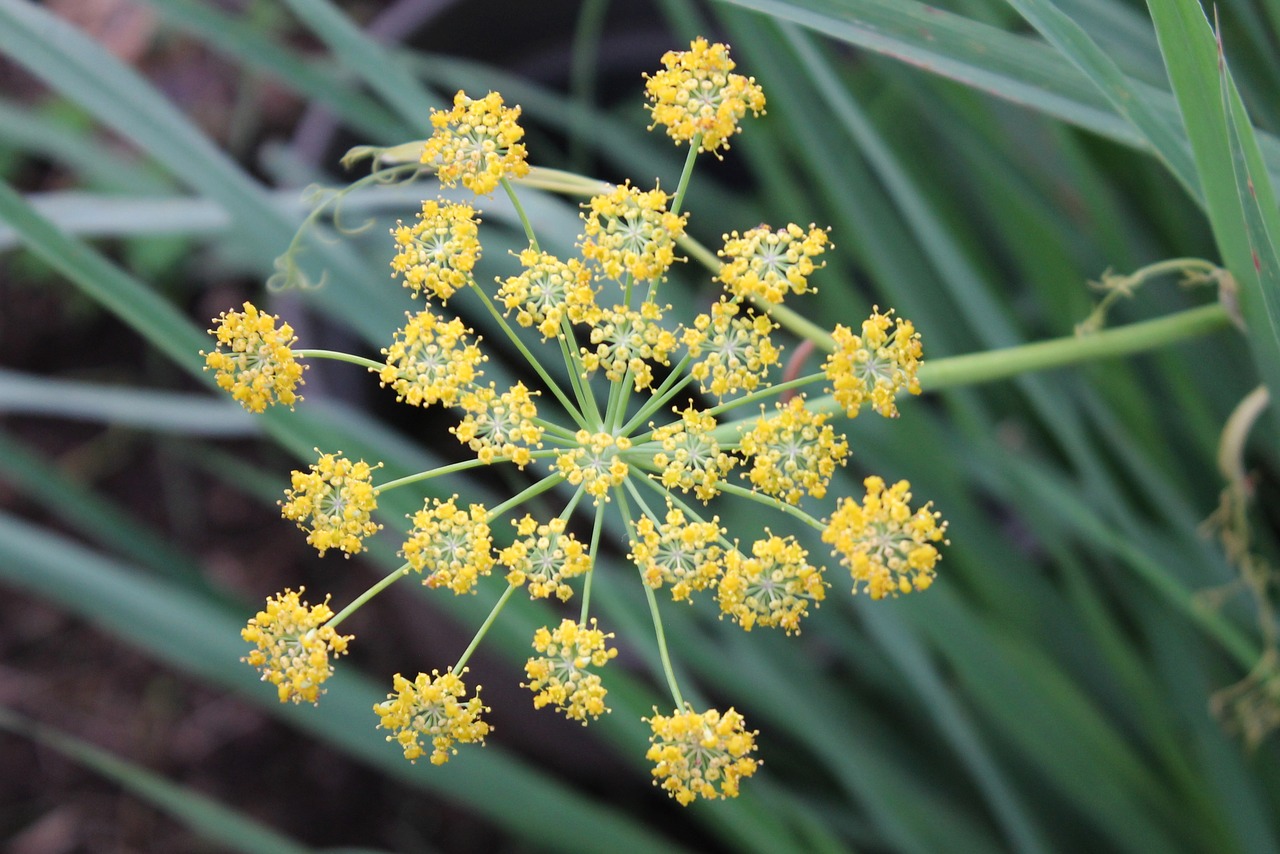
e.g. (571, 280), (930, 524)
(715, 481), (826, 532)
(489, 473), (566, 520)
(918, 303), (1229, 390)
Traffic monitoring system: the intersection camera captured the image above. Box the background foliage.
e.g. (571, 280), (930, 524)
(1, 0), (1278, 851)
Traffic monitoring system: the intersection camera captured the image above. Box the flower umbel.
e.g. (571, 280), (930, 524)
(280, 451), (382, 557)
(739, 396), (849, 504)
(379, 310), (485, 408)
(644, 37), (766, 156)
(630, 505), (724, 601)
(500, 515), (590, 600)
(241, 588), (352, 704)
(220, 39), (943, 804)
(717, 534), (826, 634)
(579, 182), (687, 282)
(389, 199), (481, 302)
(523, 618), (618, 723)
(453, 382), (544, 468)
(402, 496), (496, 594)
(498, 248), (599, 339)
(823, 476), (948, 599)
(824, 308), (923, 418)
(422, 90), (529, 195)
(645, 706), (759, 805)
(718, 223), (831, 303)
(203, 302), (305, 413)
(374, 669), (490, 764)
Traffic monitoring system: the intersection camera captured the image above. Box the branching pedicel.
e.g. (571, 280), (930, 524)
(205, 37), (947, 803)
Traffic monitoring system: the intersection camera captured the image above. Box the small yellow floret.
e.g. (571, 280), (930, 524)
(645, 706), (759, 805)
(241, 587), (351, 704)
(389, 199), (481, 302)
(402, 496), (495, 594)
(824, 307), (923, 418)
(823, 476), (948, 599)
(644, 37), (765, 156)
(374, 668), (490, 764)
(523, 618), (618, 723)
(718, 223), (830, 303)
(422, 90), (529, 196)
(279, 450), (382, 557)
(203, 302), (305, 413)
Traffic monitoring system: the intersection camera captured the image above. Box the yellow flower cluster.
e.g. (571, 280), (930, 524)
(453, 382), (544, 467)
(824, 308), (923, 418)
(523, 619), (618, 723)
(579, 182), (687, 281)
(823, 476), (948, 599)
(554, 431), (632, 501)
(241, 588), (352, 704)
(685, 298), (780, 398)
(219, 37), (948, 806)
(718, 223), (832, 303)
(499, 515), (590, 600)
(279, 451), (382, 557)
(498, 249), (599, 339)
(718, 534), (826, 634)
(374, 669), (490, 764)
(581, 303), (678, 391)
(739, 397), (849, 503)
(203, 302), (305, 413)
(644, 37), (766, 155)
(379, 310), (485, 408)
(389, 200), (481, 301)
(630, 506), (724, 601)
(402, 496), (495, 594)
(422, 90), (529, 195)
(645, 706), (759, 805)
(650, 406), (737, 502)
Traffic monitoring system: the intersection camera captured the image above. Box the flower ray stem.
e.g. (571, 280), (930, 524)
(716, 481), (826, 531)
(327, 562), (411, 629)
(467, 280), (588, 428)
(559, 316), (602, 426)
(614, 485), (685, 708)
(501, 177), (540, 251)
(489, 472), (566, 520)
(622, 355), (695, 435)
(294, 349), (387, 372)
(578, 492), (608, 624)
(374, 450), (560, 492)
(669, 134), (701, 216)
(705, 373), (824, 419)
(453, 582), (519, 672)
